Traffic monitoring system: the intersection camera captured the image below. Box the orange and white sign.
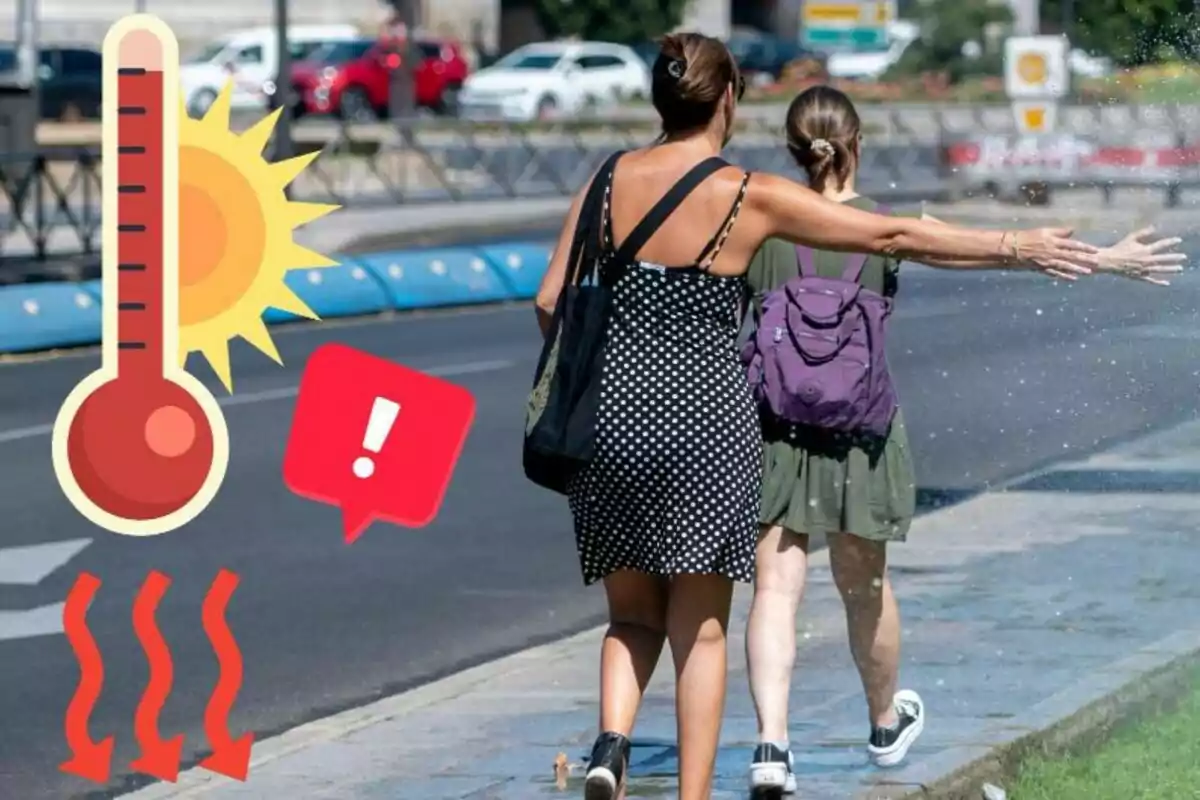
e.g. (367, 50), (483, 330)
(802, 0), (896, 26)
(1012, 101), (1058, 134)
(1004, 36), (1068, 99)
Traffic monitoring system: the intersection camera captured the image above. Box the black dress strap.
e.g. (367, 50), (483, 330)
(696, 171), (751, 270)
(611, 157), (729, 264)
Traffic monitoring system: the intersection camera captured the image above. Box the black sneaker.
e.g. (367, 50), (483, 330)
(748, 741), (797, 796)
(584, 731), (630, 800)
(867, 690), (925, 767)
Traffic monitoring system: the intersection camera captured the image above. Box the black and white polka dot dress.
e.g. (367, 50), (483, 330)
(567, 161), (762, 585)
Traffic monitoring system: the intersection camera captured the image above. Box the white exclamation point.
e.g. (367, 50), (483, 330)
(352, 397), (400, 479)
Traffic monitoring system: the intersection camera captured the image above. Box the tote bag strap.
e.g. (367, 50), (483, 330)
(565, 151), (624, 287)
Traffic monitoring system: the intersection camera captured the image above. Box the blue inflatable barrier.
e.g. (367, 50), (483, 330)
(78, 279), (104, 304)
(262, 258), (391, 324)
(0, 282), (103, 353)
(356, 247), (513, 310)
(475, 242), (552, 299)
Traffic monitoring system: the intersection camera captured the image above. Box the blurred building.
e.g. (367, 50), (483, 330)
(498, 0), (731, 50)
(1, 0), (499, 51)
(1, 0), (746, 53)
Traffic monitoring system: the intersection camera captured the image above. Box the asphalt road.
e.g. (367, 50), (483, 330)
(2, 247), (1200, 799)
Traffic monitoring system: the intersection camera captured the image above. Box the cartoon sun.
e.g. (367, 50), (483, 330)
(178, 82), (340, 391)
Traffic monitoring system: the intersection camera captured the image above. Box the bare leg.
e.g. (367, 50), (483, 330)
(827, 533), (899, 726)
(746, 525), (810, 742)
(667, 573), (734, 800)
(600, 569), (670, 735)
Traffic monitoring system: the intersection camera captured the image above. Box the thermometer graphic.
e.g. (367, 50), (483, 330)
(51, 16), (229, 536)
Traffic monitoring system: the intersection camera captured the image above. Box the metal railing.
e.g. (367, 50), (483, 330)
(6, 103), (1200, 266)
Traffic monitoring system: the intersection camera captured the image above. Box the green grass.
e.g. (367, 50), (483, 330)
(1011, 673), (1200, 800)
(1131, 75), (1200, 104)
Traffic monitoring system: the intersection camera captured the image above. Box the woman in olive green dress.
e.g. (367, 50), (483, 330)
(743, 86), (1185, 797)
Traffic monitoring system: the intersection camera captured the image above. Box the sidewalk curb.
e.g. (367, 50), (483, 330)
(116, 625), (611, 798)
(865, 629), (1200, 800)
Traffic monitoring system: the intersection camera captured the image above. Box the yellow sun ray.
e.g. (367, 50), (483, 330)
(281, 242), (340, 269)
(271, 151), (323, 187)
(198, 339), (233, 392)
(268, 285), (321, 320)
(238, 316), (283, 365)
(240, 108), (283, 154)
(202, 80), (234, 129)
(285, 202), (340, 229)
(176, 93), (342, 392)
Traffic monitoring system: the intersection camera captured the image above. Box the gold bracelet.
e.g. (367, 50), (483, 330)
(1011, 231), (1022, 262)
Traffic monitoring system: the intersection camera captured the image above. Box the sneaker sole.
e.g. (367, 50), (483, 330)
(584, 767), (618, 800)
(749, 763), (797, 794)
(868, 709), (926, 768)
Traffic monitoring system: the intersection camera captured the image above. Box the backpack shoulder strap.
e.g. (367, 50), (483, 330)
(796, 244), (870, 283)
(796, 199), (895, 282)
(614, 156), (728, 263)
(839, 252), (871, 282)
(794, 244), (816, 277)
(840, 201), (893, 281)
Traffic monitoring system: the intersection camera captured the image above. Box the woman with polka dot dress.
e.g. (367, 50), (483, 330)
(534, 35), (1120, 800)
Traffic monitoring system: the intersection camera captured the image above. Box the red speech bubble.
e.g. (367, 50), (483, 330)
(282, 344), (476, 541)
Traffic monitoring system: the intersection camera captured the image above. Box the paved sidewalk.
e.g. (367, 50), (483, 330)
(123, 417), (1200, 799)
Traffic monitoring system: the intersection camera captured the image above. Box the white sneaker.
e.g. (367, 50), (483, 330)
(867, 690), (925, 768)
(749, 742), (797, 795)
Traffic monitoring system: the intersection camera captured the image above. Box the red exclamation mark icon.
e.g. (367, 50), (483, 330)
(282, 344), (477, 541)
(352, 398), (400, 480)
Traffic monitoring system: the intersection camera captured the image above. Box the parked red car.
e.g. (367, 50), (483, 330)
(291, 37), (468, 120)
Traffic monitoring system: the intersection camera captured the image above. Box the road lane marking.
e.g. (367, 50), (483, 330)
(0, 538), (94, 642)
(0, 538), (93, 585)
(0, 602), (68, 643)
(0, 359), (515, 446)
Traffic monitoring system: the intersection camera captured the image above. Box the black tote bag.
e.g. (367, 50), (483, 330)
(523, 152), (624, 494)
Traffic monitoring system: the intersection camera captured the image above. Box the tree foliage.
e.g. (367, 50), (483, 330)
(890, 0), (1013, 82)
(1039, 0), (1198, 65)
(534, 0), (690, 44)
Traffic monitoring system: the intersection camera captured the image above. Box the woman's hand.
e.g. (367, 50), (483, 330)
(1013, 228), (1100, 282)
(1091, 226), (1186, 286)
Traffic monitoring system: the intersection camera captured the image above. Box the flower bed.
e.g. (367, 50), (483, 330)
(743, 74), (1143, 105)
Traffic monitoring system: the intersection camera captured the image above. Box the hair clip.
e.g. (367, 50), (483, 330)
(666, 58), (686, 79)
(810, 138), (835, 157)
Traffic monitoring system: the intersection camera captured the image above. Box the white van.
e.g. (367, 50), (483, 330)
(180, 24), (359, 115)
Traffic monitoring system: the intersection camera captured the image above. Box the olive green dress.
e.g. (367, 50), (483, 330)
(746, 196), (917, 541)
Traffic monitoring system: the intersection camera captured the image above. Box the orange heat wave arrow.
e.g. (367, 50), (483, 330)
(198, 569), (253, 780)
(130, 570), (184, 781)
(60, 572), (114, 784)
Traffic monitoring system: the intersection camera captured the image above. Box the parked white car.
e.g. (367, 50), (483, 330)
(458, 41), (651, 121)
(180, 24), (359, 116)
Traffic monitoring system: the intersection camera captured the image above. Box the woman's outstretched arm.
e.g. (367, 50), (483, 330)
(745, 173), (1100, 276)
(915, 216), (1185, 284)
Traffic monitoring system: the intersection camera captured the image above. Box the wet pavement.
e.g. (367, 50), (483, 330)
(123, 419), (1200, 799)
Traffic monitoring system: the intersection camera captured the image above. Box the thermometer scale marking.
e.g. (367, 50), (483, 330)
(114, 55), (165, 366)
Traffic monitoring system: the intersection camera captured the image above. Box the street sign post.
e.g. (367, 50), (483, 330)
(801, 0), (896, 52)
(1004, 35), (1068, 202)
(1004, 35), (1068, 134)
(1011, 101), (1058, 134)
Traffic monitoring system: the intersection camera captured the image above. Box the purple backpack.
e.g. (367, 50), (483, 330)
(742, 222), (899, 438)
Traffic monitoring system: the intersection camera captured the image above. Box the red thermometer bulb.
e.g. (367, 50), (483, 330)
(52, 18), (228, 536)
